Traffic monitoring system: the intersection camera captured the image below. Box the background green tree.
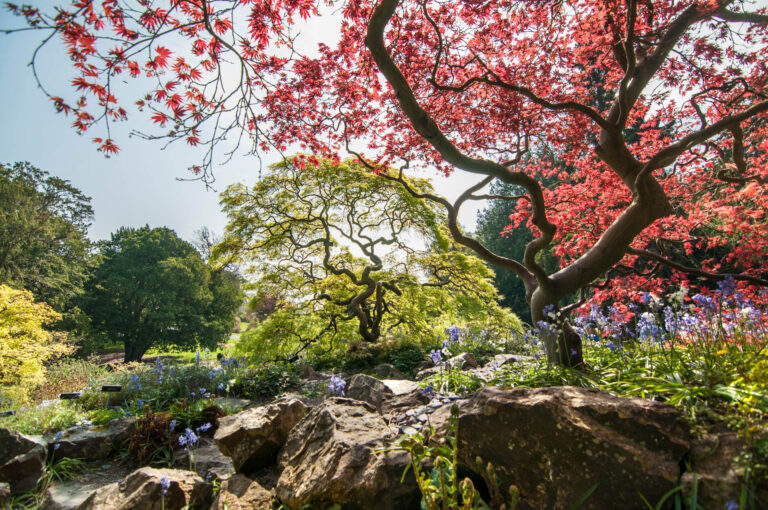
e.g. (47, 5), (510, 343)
(84, 226), (242, 362)
(476, 181), (560, 325)
(0, 162), (93, 312)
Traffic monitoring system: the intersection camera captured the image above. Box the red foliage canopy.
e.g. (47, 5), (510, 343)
(7, 0), (768, 364)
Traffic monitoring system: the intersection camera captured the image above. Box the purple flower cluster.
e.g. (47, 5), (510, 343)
(178, 428), (198, 448)
(328, 375), (346, 396)
(159, 476), (170, 496)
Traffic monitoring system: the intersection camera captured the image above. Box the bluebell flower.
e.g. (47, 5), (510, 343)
(446, 326), (461, 343)
(169, 419), (176, 432)
(692, 294), (717, 314)
(725, 501), (739, 510)
(328, 375), (346, 396)
(205, 348), (210, 355)
(421, 385), (436, 397)
(428, 349), (443, 366)
(137, 399), (144, 407)
(717, 276), (737, 297)
(181, 428), (198, 448)
(197, 423), (212, 433)
(218, 383), (225, 391)
(637, 312), (663, 342)
(53, 443), (60, 450)
(159, 476), (170, 496)
(536, 320), (559, 337)
(605, 341), (620, 352)
(195, 350), (201, 364)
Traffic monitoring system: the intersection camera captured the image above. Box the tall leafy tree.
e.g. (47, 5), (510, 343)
(84, 226), (241, 362)
(7, 1), (768, 366)
(215, 157), (519, 358)
(0, 162), (92, 311)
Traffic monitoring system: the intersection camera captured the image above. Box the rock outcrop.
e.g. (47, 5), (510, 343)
(682, 432), (768, 508)
(0, 428), (47, 495)
(373, 363), (405, 379)
(50, 418), (134, 462)
(346, 373), (395, 411)
(172, 437), (234, 481)
(276, 398), (420, 510)
(210, 474), (272, 510)
(449, 386), (691, 510)
(214, 398), (309, 473)
(0, 482), (10, 510)
(76, 467), (211, 510)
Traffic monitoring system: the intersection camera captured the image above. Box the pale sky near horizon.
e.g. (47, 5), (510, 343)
(0, 6), (490, 245)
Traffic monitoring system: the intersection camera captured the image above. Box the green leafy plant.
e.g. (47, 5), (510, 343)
(395, 405), (518, 510)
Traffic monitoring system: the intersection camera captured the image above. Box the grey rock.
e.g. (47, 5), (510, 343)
(346, 374), (395, 411)
(415, 353), (478, 380)
(681, 432), (768, 508)
(50, 418), (134, 462)
(483, 353), (528, 369)
(214, 398), (309, 473)
(0, 428), (47, 495)
(0, 482), (10, 510)
(446, 386), (691, 510)
(381, 379), (419, 395)
(211, 474), (272, 510)
(276, 398), (420, 510)
(381, 389), (431, 417)
(173, 437), (234, 481)
(76, 467), (212, 510)
(373, 364), (405, 380)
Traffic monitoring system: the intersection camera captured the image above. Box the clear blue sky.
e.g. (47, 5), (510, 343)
(0, 6), (487, 244)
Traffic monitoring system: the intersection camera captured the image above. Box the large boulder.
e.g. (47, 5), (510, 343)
(0, 428), (47, 495)
(276, 398), (420, 510)
(76, 467), (212, 510)
(50, 418), (134, 461)
(449, 386), (691, 510)
(346, 373), (394, 411)
(415, 352), (479, 380)
(373, 364), (405, 380)
(210, 474), (272, 510)
(0, 482), (10, 510)
(172, 437), (234, 481)
(214, 398), (309, 473)
(682, 432), (768, 508)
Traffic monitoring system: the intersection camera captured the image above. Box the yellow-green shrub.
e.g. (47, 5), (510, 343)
(0, 284), (73, 405)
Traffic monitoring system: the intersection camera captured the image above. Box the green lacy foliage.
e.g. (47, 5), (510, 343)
(217, 156), (522, 361)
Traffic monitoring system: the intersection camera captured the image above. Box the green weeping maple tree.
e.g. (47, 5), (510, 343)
(6, 0), (768, 366)
(214, 157), (519, 359)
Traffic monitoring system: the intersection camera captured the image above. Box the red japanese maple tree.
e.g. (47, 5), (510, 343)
(6, 0), (768, 365)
